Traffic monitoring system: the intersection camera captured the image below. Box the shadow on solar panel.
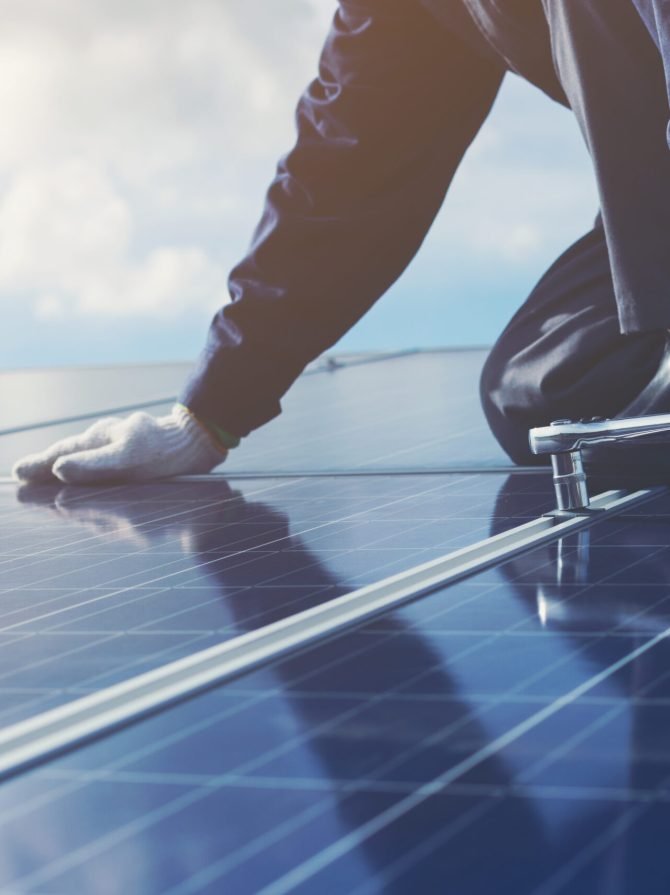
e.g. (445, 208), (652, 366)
(1, 484), (670, 891)
(0, 472), (551, 727)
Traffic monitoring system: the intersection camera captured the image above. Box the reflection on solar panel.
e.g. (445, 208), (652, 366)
(0, 472), (552, 724)
(0, 351), (666, 893)
(0, 491), (669, 891)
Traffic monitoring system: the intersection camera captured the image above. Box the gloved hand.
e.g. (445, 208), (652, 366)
(12, 404), (228, 484)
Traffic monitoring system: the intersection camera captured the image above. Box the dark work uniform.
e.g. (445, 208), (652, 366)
(634, 0), (670, 146)
(180, 0), (670, 465)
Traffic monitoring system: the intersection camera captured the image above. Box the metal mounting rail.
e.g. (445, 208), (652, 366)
(172, 468), (536, 480)
(0, 487), (657, 781)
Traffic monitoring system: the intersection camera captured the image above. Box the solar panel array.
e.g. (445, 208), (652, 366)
(0, 351), (664, 894)
(0, 351), (510, 475)
(0, 472), (552, 725)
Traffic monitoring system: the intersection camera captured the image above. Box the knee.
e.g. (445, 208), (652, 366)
(479, 348), (549, 466)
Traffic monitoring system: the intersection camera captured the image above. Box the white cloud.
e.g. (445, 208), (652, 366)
(0, 0), (332, 175)
(0, 0), (600, 357)
(0, 158), (228, 317)
(441, 159), (597, 263)
(0, 160), (131, 288)
(0, 0), (333, 325)
(436, 78), (598, 267)
(33, 294), (66, 321)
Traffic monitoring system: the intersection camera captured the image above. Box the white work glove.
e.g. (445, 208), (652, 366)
(12, 404), (227, 484)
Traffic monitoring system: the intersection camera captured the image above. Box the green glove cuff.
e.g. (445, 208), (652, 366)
(175, 404), (241, 451)
(203, 421), (241, 450)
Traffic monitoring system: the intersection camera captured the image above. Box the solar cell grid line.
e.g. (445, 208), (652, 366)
(4, 490), (506, 633)
(0, 476), (552, 728)
(0, 352), (399, 435)
(0, 477), (301, 567)
(0, 479), (591, 595)
(0, 352), (506, 477)
(0, 478), (306, 577)
(223, 353), (498, 472)
(232, 388), (476, 464)
(0, 473), (554, 727)
(364, 511), (670, 641)
(3, 496), (644, 652)
(0, 487), (649, 787)
(0, 476), (495, 586)
(0, 395), (488, 479)
(0, 480), (636, 640)
(251, 628), (657, 895)
(0, 475), (526, 576)
(4, 492), (670, 892)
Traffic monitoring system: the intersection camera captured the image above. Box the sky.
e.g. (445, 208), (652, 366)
(0, 0), (599, 370)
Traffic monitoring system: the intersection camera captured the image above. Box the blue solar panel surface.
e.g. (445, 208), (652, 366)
(1, 490), (670, 892)
(1, 352), (666, 894)
(0, 472), (552, 725)
(0, 351), (510, 474)
(0, 354), (360, 433)
(0, 362), (189, 433)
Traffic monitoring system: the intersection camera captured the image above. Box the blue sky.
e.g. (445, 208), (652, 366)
(0, 0), (598, 369)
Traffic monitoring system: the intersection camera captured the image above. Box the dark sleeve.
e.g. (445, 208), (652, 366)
(631, 0), (670, 148)
(180, 0), (505, 437)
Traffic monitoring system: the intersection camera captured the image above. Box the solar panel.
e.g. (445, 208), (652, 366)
(222, 350), (507, 473)
(4, 350), (666, 892)
(0, 489), (668, 892)
(0, 472), (553, 726)
(0, 351), (512, 475)
(0, 363), (189, 432)
(0, 353), (361, 434)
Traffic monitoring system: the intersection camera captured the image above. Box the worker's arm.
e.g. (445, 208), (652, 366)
(179, 0), (505, 438)
(13, 0), (503, 484)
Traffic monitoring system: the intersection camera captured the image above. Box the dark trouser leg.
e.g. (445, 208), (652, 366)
(480, 222), (666, 465)
(482, 0), (670, 467)
(541, 0), (670, 333)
